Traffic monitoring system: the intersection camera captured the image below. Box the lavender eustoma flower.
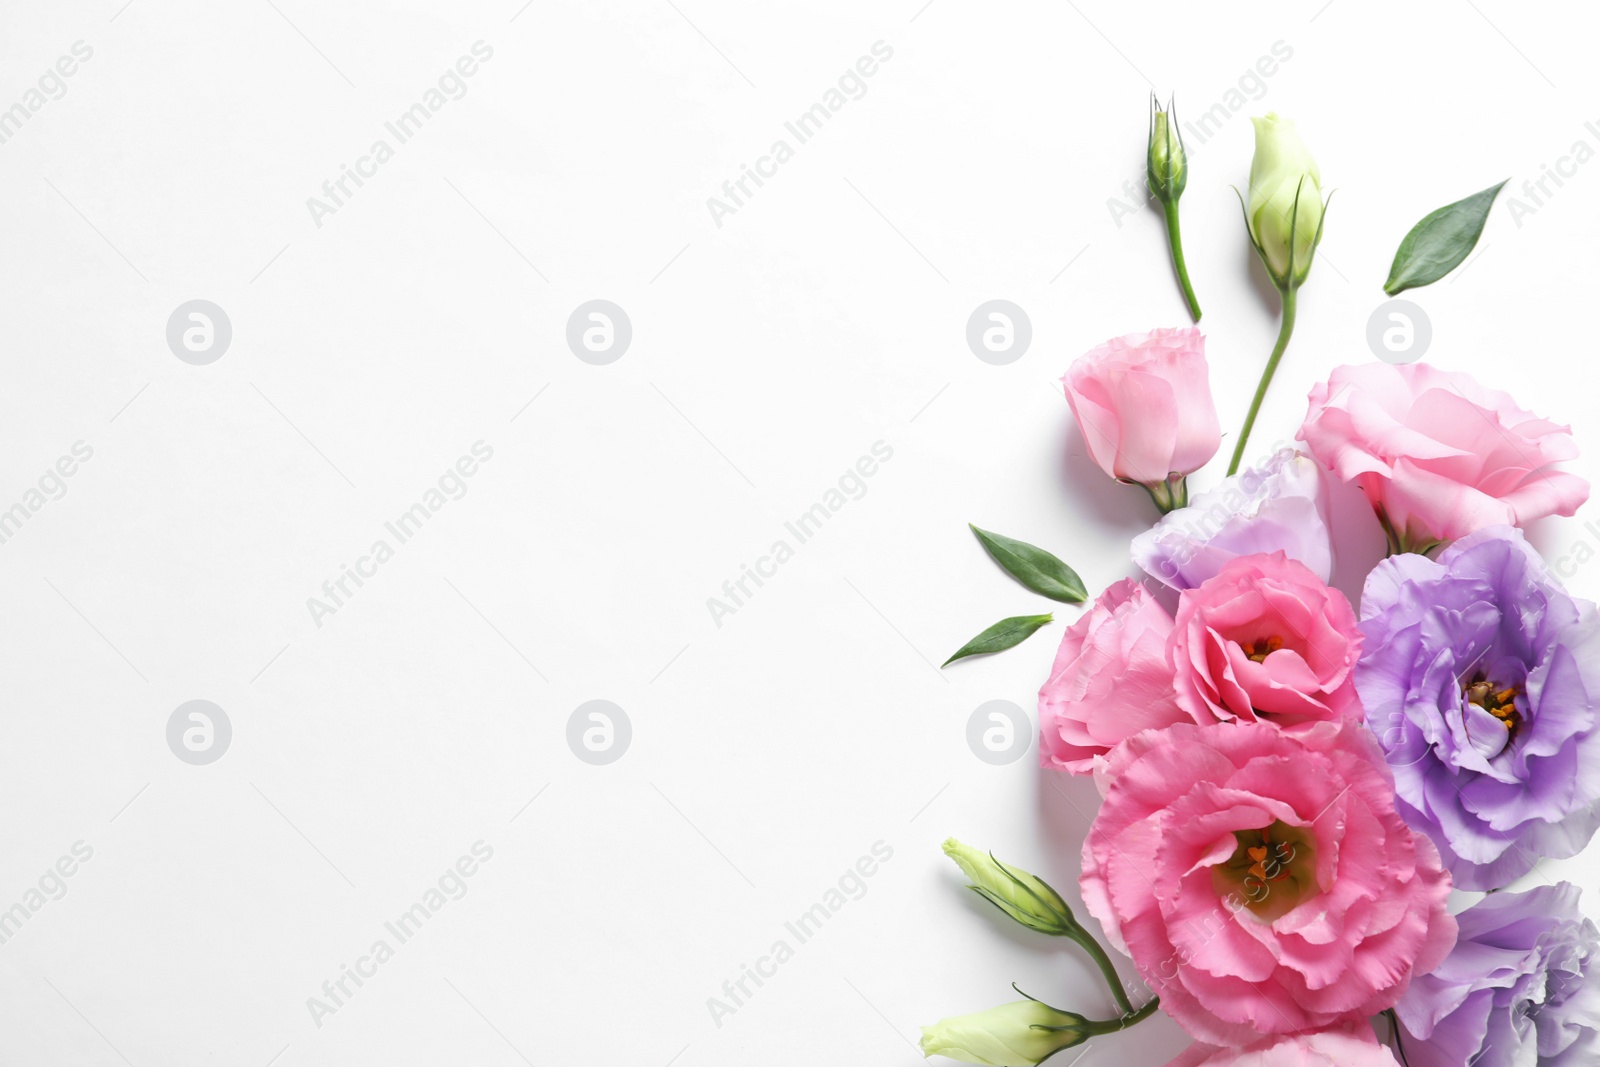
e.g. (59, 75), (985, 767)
(1396, 883), (1600, 1067)
(1357, 526), (1600, 890)
(1131, 447), (1331, 590)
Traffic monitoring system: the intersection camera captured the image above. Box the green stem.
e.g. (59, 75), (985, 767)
(1067, 927), (1136, 1016)
(1139, 475), (1188, 514)
(1379, 509), (1406, 557)
(1163, 200), (1201, 322)
(1382, 1009), (1411, 1067)
(1377, 507), (1444, 558)
(1227, 286), (1298, 476)
(1083, 996), (1160, 1035)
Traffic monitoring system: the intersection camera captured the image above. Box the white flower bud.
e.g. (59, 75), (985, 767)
(920, 1000), (1089, 1066)
(1245, 113), (1325, 289)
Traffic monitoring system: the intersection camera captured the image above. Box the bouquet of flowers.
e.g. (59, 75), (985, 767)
(920, 105), (1600, 1067)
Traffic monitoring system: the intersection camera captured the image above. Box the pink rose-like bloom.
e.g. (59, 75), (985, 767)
(1081, 721), (1456, 1045)
(1064, 326), (1221, 485)
(1170, 551), (1362, 729)
(1038, 578), (1191, 774)
(1299, 362), (1588, 550)
(1165, 1023), (1401, 1067)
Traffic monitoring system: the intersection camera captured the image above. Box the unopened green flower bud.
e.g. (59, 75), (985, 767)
(1244, 113), (1326, 289)
(942, 838), (1076, 936)
(1147, 95), (1187, 203)
(920, 1000), (1090, 1066)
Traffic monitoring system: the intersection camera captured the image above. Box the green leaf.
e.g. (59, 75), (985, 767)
(1383, 180), (1507, 295)
(943, 613), (1053, 666)
(969, 525), (1087, 603)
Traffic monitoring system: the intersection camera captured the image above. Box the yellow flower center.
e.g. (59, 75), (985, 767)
(1464, 674), (1522, 737)
(1243, 636), (1283, 664)
(1211, 821), (1317, 921)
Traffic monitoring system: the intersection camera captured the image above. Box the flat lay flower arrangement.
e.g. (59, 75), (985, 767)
(921, 103), (1600, 1067)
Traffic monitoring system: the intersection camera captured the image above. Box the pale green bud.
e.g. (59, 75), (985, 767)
(920, 1000), (1090, 1066)
(1147, 95), (1187, 203)
(941, 838), (1076, 936)
(1245, 113), (1325, 289)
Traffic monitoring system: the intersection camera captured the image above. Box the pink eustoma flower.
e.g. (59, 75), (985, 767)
(1169, 551), (1362, 729)
(1064, 326), (1221, 488)
(1164, 1022), (1402, 1066)
(1038, 578), (1190, 775)
(1299, 362), (1588, 552)
(1080, 720), (1456, 1045)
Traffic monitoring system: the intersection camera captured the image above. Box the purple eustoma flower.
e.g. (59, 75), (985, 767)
(1131, 447), (1331, 590)
(1357, 526), (1600, 890)
(1396, 883), (1600, 1067)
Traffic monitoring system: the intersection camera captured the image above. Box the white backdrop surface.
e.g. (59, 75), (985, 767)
(1, 1), (1598, 1064)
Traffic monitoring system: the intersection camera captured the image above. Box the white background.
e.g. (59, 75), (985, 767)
(1, 1), (1598, 1064)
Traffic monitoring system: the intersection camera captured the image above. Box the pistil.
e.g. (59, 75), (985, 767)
(1244, 636), (1283, 664)
(1465, 674), (1522, 736)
